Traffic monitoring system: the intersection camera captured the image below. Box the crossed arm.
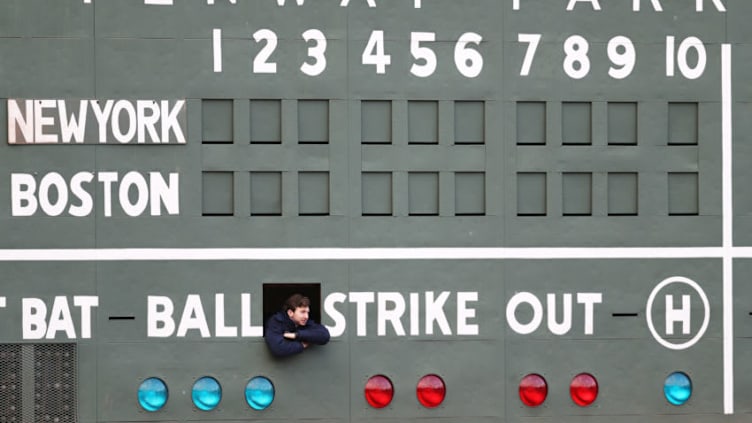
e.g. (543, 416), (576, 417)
(265, 322), (330, 357)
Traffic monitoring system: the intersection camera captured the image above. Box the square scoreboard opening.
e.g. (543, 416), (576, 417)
(262, 283), (322, 335)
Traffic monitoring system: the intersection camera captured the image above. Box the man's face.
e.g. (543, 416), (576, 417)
(287, 306), (309, 326)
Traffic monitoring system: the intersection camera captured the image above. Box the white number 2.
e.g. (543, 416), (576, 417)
(253, 29), (277, 74)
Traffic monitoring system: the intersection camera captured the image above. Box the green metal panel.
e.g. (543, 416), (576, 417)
(0, 0), (749, 422)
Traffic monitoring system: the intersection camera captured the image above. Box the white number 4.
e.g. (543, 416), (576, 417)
(362, 30), (391, 74)
(518, 33), (541, 76)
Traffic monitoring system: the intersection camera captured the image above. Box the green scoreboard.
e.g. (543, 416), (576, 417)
(1, 0), (751, 422)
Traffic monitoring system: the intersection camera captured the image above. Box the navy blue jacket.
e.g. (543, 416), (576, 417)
(264, 311), (330, 357)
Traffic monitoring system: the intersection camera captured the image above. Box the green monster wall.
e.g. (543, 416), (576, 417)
(1, 0), (752, 422)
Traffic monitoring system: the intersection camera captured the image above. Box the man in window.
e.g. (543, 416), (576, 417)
(264, 294), (330, 357)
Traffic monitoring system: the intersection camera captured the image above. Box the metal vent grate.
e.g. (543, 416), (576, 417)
(0, 344), (78, 423)
(0, 344), (22, 423)
(33, 344), (77, 423)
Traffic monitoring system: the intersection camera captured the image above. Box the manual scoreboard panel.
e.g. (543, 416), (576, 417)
(1, 0), (751, 422)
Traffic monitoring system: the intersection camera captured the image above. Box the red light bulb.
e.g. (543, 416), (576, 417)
(519, 374), (547, 407)
(416, 374), (446, 408)
(364, 375), (394, 408)
(570, 373), (598, 407)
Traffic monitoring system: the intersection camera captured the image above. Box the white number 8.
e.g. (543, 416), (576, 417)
(563, 35), (590, 79)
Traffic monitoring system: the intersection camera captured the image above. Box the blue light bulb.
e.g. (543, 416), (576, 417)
(192, 377), (222, 411)
(664, 372), (692, 406)
(137, 378), (168, 412)
(245, 376), (275, 410)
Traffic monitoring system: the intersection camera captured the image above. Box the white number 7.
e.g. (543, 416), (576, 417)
(518, 33), (541, 76)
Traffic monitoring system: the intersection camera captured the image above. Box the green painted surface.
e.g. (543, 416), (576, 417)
(0, 0), (749, 421)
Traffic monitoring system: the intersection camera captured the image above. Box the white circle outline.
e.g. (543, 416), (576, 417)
(646, 276), (710, 350)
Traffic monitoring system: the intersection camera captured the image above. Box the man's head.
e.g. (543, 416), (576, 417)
(284, 294), (310, 326)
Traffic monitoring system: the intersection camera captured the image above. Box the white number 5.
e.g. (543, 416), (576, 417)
(410, 32), (437, 78)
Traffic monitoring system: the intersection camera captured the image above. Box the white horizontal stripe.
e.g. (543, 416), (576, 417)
(0, 247), (727, 261)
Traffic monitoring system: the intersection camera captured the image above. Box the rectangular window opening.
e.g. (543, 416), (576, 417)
(251, 100), (282, 144)
(408, 172), (439, 216)
(202, 99), (234, 144)
(362, 172), (393, 216)
(251, 172), (283, 216)
(607, 172), (638, 216)
(455, 172), (486, 216)
(668, 102), (698, 146)
(516, 101), (546, 145)
(668, 172), (699, 216)
(562, 172), (592, 216)
(262, 284), (322, 337)
(607, 102), (637, 146)
(361, 100), (392, 145)
(455, 101), (485, 145)
(408, 101), (439, 145)
(298, 100), (329, 144)
(298, 172), (330, 216)
(517, 172), (547, 216)
(562, 102), (592, 146)
(202, 171), (234, 216)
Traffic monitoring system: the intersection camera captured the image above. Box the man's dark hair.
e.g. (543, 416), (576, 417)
(284, 294), (310, 312)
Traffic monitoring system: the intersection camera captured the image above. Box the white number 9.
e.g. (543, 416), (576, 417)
(607, 36), (635, 79)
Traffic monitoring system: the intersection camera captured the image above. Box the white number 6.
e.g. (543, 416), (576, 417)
(455, 32), (484, 78)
